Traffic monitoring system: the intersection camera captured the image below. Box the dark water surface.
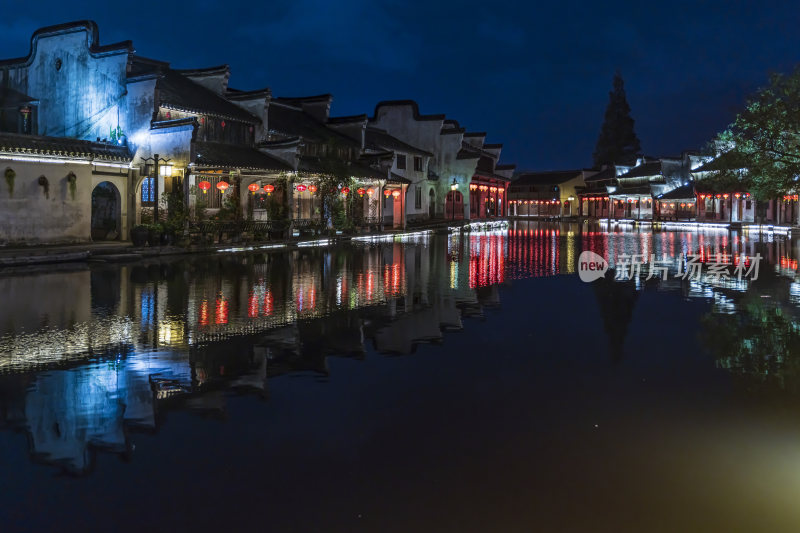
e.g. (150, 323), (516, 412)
(3, 221), (800, 532)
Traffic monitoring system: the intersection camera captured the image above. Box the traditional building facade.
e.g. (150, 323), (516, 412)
(0, 22), (515, 244)
(369, 101), (514, 222)
(509, 170), (596, 218)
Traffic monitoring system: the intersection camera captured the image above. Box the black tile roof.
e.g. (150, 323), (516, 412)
(657, 184), (696, 200)
(692, 152), (745, 172)
(157, 70), (259, 123)
(365, 127), (431, 156)
(512, 170), (583, 186)
(269, 103), (359, 147)
(584, 167), (616, 182)
(0, 87), (37, 107)
(0, 132), (132, 161)
(611, 184), (652, 195)
(193, 141), (293, 171)
(297, 157), (386, 180)
(617, 161), (662, 179)
(457, 148), (481, 160)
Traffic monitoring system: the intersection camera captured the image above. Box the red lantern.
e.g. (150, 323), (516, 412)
(715, 194), (721, 199)
(490, 186), (497, 192)
(734, 193), (741, 199)
(723, 193), (729, 199)
(469, 183), (478, 191)
(497, 188), (503, 195)
(366, 188), (374, 196)
(220, 120), (226, 128)
(341, 187), (350, 195)
(392, 190), (400, 198)
(217, 181), (229, 192)
(263, 184), (275, 195)
(198, 180), (211, 194)
(383, 190), (392, 198)
(308, 184), (317, 193)
(248, 183), (260, 195)
(357, 187), (366, 197)
(296, 184), (307, 192)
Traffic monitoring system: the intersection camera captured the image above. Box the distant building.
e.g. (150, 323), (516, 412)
(509, 170), (596, 218)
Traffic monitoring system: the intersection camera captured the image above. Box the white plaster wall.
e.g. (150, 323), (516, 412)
(4, 27), (129, 140)
(0, 159), (92, 243)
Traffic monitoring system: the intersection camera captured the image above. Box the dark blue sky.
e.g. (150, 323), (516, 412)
(2, 1), (799, 170)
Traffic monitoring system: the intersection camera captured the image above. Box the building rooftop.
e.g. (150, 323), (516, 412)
(193, 141), (292, 171)
(657, 183), (696, 200)
(269, 102), (359, 147)
(365, 127), (431, 156)
(617, 161), (662, 179)
(157, 69), (260, 124)
(0, 132), (132, 162)
(693, 151), (746, 172)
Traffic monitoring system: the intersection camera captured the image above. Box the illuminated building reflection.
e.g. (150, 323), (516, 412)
(4, 221), (800, 473)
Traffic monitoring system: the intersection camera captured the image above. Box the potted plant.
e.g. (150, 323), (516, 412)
(147, 223), (162, 247)
(131, 224), (149, 247)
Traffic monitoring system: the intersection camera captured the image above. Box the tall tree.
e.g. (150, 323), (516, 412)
(709, 66), (800, 199)
(593, 72), (642, 167)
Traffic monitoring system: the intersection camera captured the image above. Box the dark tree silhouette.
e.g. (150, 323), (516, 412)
(593, 72), (642, 167)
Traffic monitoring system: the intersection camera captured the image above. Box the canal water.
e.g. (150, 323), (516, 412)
(2, 220), (800, 532)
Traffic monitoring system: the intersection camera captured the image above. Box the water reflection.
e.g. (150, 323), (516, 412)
(4, 221), (800, 474)
(0, 231), (510, 473)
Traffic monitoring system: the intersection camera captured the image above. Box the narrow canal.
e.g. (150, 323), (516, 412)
(2, 221), (800, 532)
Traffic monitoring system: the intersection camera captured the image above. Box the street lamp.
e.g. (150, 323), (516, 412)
(450, 178), (458, 221)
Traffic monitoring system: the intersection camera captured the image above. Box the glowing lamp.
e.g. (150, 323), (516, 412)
(734, 193), (741, 198)
(357, 187), (366, 197)
(497, 188), (503, 195)
(490, 186), (497, 192)
(723, 193), (729, 199)
(392, 190), (400, 198)
(469, 183), (478, 191)
(670, 203), (675, 208)
(366, 188), (374, 196)
(309, 184), (317, 193)
(216, 181), (229, 192)
(715, 194), (721, 199)
(248, 183), (260, 195)
(198, 180), (211, 194)
(296, 184), (307, 192)
(263, 184), (275, 195)
(341, 187), (350, 195)
(383, 190), (392, 198)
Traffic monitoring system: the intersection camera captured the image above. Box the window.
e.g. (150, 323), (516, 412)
(159, 164), (173, 177)
(414, 156), (423, 172)
(415, 185), (422, 209)
(396, 154), (406, 170)
(746, 200), (752, 209)
(141, 177), (155, 206)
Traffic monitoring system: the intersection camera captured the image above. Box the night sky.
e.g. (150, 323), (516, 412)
(1, 1), (799, 170)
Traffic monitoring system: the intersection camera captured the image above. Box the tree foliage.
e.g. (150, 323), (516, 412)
(711, 66), (800, 199)
(593, 71), (642, 167)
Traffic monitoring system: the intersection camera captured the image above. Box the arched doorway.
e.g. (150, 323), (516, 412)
(445, 190), (464, 220)
(91, 181), (121, 241)
(428, 189), (436, 219)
